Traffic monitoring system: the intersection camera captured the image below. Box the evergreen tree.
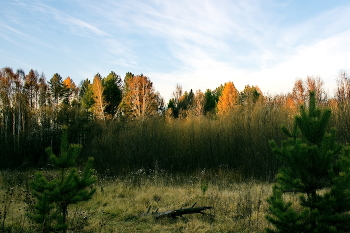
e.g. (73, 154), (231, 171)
(203, 89), (217, 114)
(103, 71), (122, 118)
(30, 126), (96, 233)
(80, 79), (95, 111)
(48, 73), (67, 107)
(266, 92), (350, 232)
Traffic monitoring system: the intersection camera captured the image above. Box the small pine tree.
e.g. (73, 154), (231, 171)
(266, 92), (350, 232)
(30, 174), (59, 232)
(30, 126), (96, 233)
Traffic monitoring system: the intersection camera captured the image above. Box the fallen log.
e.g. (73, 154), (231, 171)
(141, 202), (213, 219)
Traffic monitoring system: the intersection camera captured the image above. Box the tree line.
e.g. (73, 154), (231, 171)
(1, 67), (350, 179)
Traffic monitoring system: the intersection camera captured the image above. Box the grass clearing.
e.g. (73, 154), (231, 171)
(0, 169), (277, 232)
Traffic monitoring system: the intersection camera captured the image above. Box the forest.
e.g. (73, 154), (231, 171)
(2, 66), (350, 232)
(1, 66), (350, 179)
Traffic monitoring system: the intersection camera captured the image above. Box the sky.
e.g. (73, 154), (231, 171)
(1, 0), (350, 101)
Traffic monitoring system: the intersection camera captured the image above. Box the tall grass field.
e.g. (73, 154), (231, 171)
(0, 168), (284, 232)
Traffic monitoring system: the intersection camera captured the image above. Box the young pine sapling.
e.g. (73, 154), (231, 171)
(266, 92), (350, 233)
(30, 126), (96, 232)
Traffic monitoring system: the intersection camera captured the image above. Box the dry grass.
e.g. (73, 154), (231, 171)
(0, 169), (276, 232)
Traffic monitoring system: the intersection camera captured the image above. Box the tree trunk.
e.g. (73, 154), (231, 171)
(141, 203), (212, 219)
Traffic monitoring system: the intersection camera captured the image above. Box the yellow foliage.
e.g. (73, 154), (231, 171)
(122, 74), (161, 118)
(92, 74), (105, 120)
(63, 76), (76, 90)
(217, 82), (239, 115)
(284, 95), (297, 115)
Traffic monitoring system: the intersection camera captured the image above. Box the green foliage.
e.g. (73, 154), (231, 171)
(80, 79), (95, 110)
(49, 73), (68, 106)
(203, 86), (223, 115)
(266, 186), (309, 233)
(30, 126), (96, 232)
(200, 180), (208, 195)
(30, 175), (58, 231)
(103, 71), (122, 118)
(240, 85), (261, 105)
(167, 88), (195, 118)
(266, 92), (350, 232)
(203, 89), (217, 114)
(123, 72), (134, 92)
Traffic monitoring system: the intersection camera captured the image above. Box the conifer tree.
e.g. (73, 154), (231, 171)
(30, 126), (96, 232)
(103, 71), (122, 118)
(266, 92), (350, 232)
(49, 73), (67, 107)
(80, 79), (95, 111)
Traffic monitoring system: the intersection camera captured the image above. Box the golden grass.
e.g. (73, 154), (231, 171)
(0, 169), (276, 232)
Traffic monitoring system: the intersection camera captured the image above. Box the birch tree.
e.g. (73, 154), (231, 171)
(91, 73), (105, 120)
(25, 69), (39, 109)
(121, 74), (163, 119)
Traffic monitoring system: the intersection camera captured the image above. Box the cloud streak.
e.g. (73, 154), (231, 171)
(2, 0), (350, 100)
(5, 0), (109, 37)
(126, 0), (350, 97)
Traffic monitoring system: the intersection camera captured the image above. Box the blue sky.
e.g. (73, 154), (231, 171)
(1, 0), (350, 101)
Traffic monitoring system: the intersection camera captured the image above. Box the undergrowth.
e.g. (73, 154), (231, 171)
(0, 168), (280, 232)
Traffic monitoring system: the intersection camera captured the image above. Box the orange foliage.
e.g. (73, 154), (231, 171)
(284, 95), (297, 115)
(122, 74), (161, 118)
(217, 81), (239, 115)
(63, 76), (76, 90)
(292, 76), (325, 104)
(92, 74), (105, 120)
(327, 98), (338, 111)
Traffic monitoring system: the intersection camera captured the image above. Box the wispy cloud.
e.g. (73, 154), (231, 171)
(101, 0), (277, 92)
(56, 15), (109, 37)
(137, 1), (350, 96)
(0, 21), (58, 51)
(103, 38), (138, 68)
(0, 23), (30, 38)
(6, 0), (109, 37)
(2, 0), (350, 100)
